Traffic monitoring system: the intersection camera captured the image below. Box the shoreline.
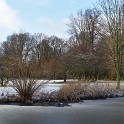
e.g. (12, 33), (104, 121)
(0, 96), (124, 107)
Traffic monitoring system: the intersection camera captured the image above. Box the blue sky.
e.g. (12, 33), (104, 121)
(0, 0), (97, 42)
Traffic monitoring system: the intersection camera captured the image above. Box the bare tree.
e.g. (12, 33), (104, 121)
(1, 33), (35, 78)
(99, 0), (124, 89)
(68, 9), (100, 50)
(67, 8), (103, 80)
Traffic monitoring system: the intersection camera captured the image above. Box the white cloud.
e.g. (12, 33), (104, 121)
(0, 0), (22, 30)
(62, 18), (70, 25)
(69, 0), (76, 5)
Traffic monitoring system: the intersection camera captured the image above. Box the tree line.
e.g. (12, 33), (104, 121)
(0, 0), (124, 89)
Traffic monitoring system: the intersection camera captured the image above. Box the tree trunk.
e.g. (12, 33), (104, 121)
(116, 66), (121, 89)
(0, 78), (4, 86)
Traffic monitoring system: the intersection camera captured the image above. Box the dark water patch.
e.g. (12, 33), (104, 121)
(0, 101), (71, 107)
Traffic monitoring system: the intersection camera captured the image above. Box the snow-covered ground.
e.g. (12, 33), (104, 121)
(0, 79), (78, 96)
(40, 83), (62, 94)
(0, 80), (64, 99)
(0, 80), (124, 99)
(0, 84), (62, 99)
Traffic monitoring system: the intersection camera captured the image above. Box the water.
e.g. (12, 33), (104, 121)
(0, 97), (124, 124)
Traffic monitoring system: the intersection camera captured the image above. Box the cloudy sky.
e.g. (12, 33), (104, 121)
(0, 0), (97, 42)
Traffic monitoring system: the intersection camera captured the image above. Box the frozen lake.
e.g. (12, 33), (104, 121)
(0, 97), (124, 124)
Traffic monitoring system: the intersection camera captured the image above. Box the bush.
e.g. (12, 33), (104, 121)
(58, 83), (87, 102)
(10, 79), (43, 103)
(57, 82), (117, 102)
(0, 98), (9, 104)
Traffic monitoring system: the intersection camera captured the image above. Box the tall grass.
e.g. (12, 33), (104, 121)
(58, 82), (117, 102)
(10, 79), (43, 102)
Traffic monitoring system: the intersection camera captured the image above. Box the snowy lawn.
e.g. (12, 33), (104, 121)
(0, 80), (64, 99)
(0, 80), (124, 100)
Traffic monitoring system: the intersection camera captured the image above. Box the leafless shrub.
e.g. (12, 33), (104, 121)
(58, 82), (117, 102)
(10, 79), (44, 102)
(58, 83), (87, 102)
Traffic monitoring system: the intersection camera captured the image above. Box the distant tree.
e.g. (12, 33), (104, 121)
(67, 8), (106, 80)
(48, 36), (68, 79)
(68, 8), (100, 50)
(1, 32), (35, 78)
